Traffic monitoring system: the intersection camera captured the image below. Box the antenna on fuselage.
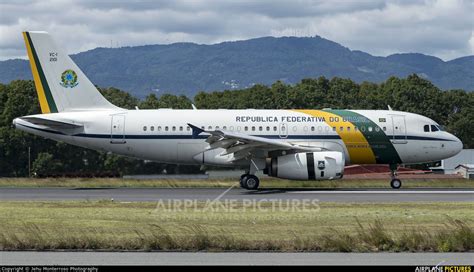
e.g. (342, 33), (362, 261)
(192, 104), (198, 110)
(387, 105), (393, 111)
(135, 106), (140, 110)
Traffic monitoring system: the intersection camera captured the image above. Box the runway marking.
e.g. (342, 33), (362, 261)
(288, 191), (474, 194)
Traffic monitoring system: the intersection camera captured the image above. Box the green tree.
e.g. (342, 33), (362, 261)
(32, 152), (63, 177)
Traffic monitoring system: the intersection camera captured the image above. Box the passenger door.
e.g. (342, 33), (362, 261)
(391, 115), (407, 144)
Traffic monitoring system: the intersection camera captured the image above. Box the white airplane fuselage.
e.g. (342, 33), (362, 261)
(14, 108), (462, 167)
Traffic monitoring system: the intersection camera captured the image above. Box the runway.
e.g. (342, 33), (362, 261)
(0, 188), (473, 202)
(1, 251), (473, 265)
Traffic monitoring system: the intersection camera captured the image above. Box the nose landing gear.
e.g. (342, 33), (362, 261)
(389, 164), (402, 189)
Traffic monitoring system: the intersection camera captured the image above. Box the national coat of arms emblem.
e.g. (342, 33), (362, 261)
(60, 69), (78, 88)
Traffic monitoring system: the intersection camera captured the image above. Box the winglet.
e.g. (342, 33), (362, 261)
(188, 123), (204, 139)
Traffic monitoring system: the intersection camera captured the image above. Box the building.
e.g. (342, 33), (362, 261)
(454, 164), (474, 179)
(430, 149), (474, 174)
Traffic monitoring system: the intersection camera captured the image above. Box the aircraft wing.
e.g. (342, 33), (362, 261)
(20, 116), (83, 129)
(188, 123), (322, 159)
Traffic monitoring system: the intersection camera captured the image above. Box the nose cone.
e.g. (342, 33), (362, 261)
(12, 118), (18, 129)
(452, 135), (463, 156)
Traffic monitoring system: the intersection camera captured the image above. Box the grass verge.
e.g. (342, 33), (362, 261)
(0, 177), (471, 188)
(0, 201), (472, 251)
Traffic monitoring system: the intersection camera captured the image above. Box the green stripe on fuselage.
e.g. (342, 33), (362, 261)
(325, 110), (402, 164)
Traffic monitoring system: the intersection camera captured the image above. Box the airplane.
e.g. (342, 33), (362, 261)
(13, 31), (463, 190)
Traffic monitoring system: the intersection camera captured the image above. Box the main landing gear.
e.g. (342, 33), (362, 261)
(240, 174), (260, 190)
(389, 164), (402, 189)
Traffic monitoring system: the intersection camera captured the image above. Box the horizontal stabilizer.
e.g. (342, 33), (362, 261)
(20, 116), (83, 129)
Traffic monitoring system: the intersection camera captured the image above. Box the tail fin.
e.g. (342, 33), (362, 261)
(23, 31), (119, 113)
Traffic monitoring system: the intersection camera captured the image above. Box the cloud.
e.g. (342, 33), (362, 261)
(0, 0), (472, 60)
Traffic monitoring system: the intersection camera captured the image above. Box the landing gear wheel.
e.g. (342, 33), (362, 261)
(390, 178), (402, 189)
(243, 175), (260, 190)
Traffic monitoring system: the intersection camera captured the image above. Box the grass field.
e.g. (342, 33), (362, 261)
(0, 201), (472, 252)
(0, 177), (472, 188)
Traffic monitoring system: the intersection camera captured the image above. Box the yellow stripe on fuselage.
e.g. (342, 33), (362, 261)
(23, 32), (50, 114)
(294, 109), (376, 164)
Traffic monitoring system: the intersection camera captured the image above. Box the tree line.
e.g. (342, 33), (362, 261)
(0, 74), (472, 177)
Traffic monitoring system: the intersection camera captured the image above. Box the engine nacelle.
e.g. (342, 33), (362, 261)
(265, 151), (344, 180)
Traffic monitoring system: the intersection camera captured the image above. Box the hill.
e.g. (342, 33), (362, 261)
(0, 36), (472, 97)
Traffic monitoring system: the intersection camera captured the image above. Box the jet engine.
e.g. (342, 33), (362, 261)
(265, 151), (344, 180)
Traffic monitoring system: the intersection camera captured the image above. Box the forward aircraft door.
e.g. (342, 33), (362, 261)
(110, 115), (126, 144)
(391, 115), (407, 144)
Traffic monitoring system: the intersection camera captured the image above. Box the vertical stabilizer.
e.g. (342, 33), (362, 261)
(23, 31), (119, 113)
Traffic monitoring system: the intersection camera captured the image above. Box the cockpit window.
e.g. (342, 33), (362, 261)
(423, 125), (430, 132)
(436, 125), (445, 131)
(431, 125), (439, 132)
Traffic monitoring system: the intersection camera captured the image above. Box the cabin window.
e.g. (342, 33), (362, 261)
(150, 126), (154, 131)
(368, 127), (373, 132)
(143, 126), (147, 131)
(431, 125), (439, 132)
(208, 126), (212, 130)
(375, 127), (380, 132)
(186, 126), (190, 131)
(293, 126), (297, 132)
(172, 126), (176, 131)
(266, 126), (270, 131)
(347, 127), (351, 132)
(339, 127), (344, 131)
(318, 126), (322, 131)
(223, 126), (227, 130)
(215, 126), (219, 130)
(354, 126), (358, 131)
(252, 126), (256, 131)
(230, 126), (234, 131)
(361, 126), (366, 132)
(158, 126), (162, 131)
(165, 126), (169, 131)
(332, 127), (336, 131)
(179, 126), (183, 131)
(311, 126), (315, 131)
(383, 126), (386, 131)
(424, 125), (430, 132)
(245, 126), (248, 131)
(273, 126), (277, 131)
(259, 126), (263, 131)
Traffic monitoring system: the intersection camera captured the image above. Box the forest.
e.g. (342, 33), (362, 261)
(0, 74), (472, 177)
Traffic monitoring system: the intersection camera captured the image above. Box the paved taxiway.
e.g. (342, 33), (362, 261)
(0, 188), (472, 202)
(1, 252), (473, 265)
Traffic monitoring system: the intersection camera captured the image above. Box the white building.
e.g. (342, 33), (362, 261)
(454, 164), (474, 179)
(430, 149), (474, 174)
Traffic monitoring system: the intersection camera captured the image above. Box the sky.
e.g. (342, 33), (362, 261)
(0, 0), (473, 61)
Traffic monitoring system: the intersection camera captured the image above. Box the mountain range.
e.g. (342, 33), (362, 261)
(1, 36), (472, 97)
